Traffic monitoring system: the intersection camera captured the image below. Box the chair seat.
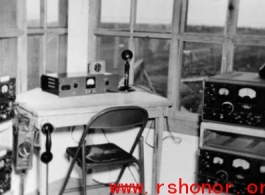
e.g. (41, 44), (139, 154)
(66, 143), (138, 169)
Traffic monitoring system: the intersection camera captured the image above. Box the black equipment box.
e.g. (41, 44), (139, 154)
(198, 122), (265, 195)
(0, 76), (16, 123)
(0, 148), (12, 194)
(203, 71), (265, 128)
(198, 149), (265, 195)
(41, 72), (120, 98)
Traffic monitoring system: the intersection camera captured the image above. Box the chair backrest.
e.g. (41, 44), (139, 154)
(78, 106), (149, 154)
(90, 106), (148, 129)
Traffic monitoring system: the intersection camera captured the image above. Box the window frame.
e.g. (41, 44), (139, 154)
(0, 0), (68, 93)
(26, 0), (68, 90)
(89, 0), (265, 134)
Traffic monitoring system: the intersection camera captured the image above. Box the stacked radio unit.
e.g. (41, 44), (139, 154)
(0, 76), (16, 124)
(0, 75), (15, 194)
(199, 71), (265, 195)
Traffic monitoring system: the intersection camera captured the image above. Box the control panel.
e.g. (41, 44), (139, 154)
(198, 149), (265, 195)
(41, 72), (119, 98)
(0, 149), (12, 194)
(203, 72), (265, 128)
(0, 76), (16, 123)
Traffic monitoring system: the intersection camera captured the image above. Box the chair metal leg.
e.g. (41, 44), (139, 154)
(59, 140), (85, 195)
(82, 140), (87, 195)
(139, 136), (145, 195)
(115, 164), (127, 185)
(115, 136), (145, 195)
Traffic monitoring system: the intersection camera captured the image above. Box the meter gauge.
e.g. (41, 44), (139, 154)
(238, 88), (256, 99)
(232, 158), (250, 180)
(238, 88), (257, 109)
(86, 77), (96, 89)
(232, 159), (250, 170)
(213, 156), (224, 166)
(1, 84), (9, 95)
(217, 87), (230, 99)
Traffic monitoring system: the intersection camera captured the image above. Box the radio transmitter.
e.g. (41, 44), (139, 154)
(41, 72), (119, 98)
(203, 71), (265, 128)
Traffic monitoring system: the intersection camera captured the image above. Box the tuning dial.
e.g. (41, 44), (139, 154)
(221, 102), (234, 114)
(216, 170), (228, 183)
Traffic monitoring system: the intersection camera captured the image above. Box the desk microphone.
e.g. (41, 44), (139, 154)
(119, 49), (135, 92)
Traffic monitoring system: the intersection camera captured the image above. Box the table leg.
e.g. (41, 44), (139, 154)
(151, 111), (164, 195)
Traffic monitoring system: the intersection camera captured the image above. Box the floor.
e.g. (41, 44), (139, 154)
(8, 128), (234, 195)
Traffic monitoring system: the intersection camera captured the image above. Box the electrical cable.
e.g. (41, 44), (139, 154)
(70, 126), (79, 143)
(144, 117), (182, 149)
(163, 117), (182, 144)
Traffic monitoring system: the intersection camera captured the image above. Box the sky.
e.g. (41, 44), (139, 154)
(27, 0), (58, 24)
(27, 0), (265, 29)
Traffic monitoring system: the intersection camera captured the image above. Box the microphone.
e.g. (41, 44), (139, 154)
(119, 49), (135, 92)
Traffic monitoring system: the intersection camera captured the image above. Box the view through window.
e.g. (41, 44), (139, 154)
(94, 0), (265, 115)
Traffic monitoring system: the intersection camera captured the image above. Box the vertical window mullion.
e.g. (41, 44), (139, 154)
(221, 0), (239, 73)
(128, 0), (137, 84)
(17, 0), (27, 93)
(88, 0), (99, 62)
(40, 0), (47, 74)
(168, 0), (183, 113)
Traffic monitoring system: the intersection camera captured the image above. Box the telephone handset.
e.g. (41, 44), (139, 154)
(119, 49), (135, 92)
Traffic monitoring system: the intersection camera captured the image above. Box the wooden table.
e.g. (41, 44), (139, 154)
(16, 88), (172, 195)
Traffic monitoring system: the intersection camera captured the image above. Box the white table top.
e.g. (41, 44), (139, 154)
(16, 88), (172, 117)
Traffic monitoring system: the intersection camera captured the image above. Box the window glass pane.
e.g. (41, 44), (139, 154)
(134, 38), (170, 97)
(46, 35), (59, 73)
(46, 34), (67, 74)
(27, 36), (41, 90)
(136, 0), (173, 32)
(96, 36), (129, 77)
(27, 0), (41, 27)
(99, 0), (130, 30)
(58, 35), (67, 74)
(237, 0), (265, 35)
(180, 42), (222, 113)
(186, 0), (228, 34)
(233, 45), (265, 72)
(0, 38), (17, 78)
(47, 0), (59, 27)
(0, 0), (17, 29)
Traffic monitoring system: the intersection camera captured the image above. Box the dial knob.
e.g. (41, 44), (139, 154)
(221, 102), (234, 114)
(216, 170), (228, 183)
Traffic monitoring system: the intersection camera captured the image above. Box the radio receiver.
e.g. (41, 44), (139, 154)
(41, 72), (119, 98)
(203, 71), (265, 128)
(198, 149), (265, 195)
(0, 76), (16, 100)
